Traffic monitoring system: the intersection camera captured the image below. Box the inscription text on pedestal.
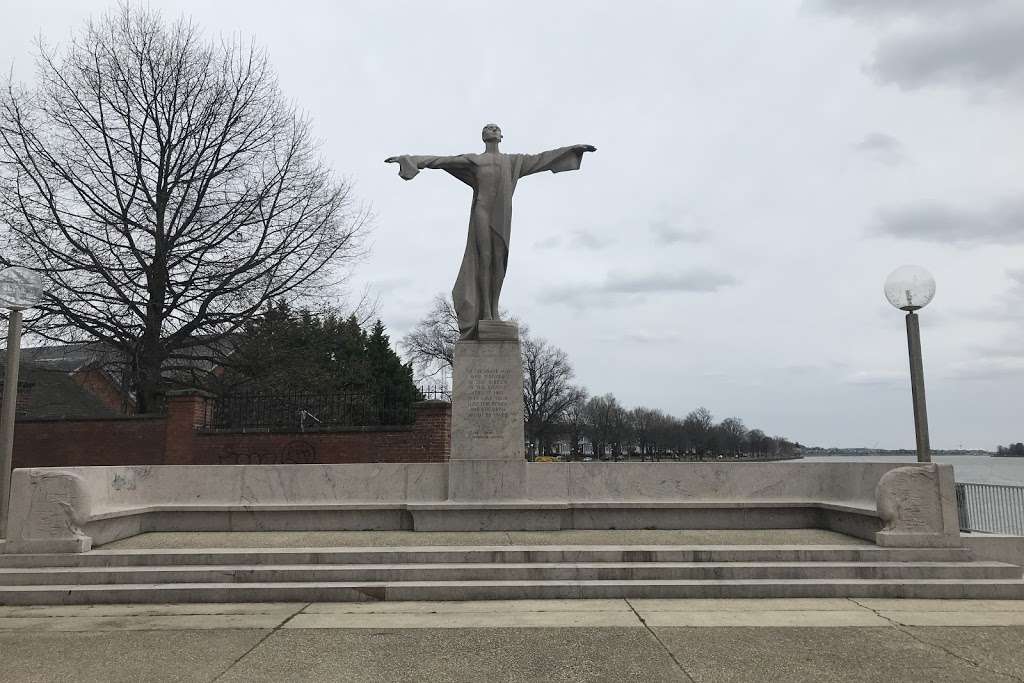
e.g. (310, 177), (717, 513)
(465, 367), (515, 439)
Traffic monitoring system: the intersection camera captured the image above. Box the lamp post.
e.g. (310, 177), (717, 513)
(884, 265), (936, 463)
(0, 267), (44, 538)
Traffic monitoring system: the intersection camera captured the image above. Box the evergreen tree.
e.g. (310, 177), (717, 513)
(217, 302), (417, 400)
(366, 320), (419, 403)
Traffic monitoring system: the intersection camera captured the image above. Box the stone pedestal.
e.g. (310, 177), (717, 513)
(875, 464), (961, 547)
(448, 321), (525, 501)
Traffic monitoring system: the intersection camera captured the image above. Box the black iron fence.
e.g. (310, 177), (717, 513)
(209, 390), (418, 431)
(417, 383), (452, 402)
(956, 482), (1024, 535)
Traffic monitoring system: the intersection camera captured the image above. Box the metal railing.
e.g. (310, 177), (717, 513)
(417, 383), (451, 402)
(208, 390), (418, 431)
(955, 482), (1024, 536)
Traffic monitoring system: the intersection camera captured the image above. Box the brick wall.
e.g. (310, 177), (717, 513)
(14, 382), (33, 414)
(12, 416), (167, 468)
(10, 394), (451, 467)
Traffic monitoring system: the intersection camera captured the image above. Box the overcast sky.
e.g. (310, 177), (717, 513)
(3, 0), (1022, 449)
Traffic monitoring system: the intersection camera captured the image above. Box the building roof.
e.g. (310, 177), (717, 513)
(0, 338), (235, 419)
(18, 343), (118, 373)
(0, 361), (121, 419)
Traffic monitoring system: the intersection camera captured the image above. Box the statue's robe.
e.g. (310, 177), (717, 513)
(396, 147), (587, 338)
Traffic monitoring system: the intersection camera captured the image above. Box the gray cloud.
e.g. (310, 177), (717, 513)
(597, 330), (687, 345)
(807, 0), (994, 20)
(370, 275), (413, 293)
(994, 268), (1024, 322)
(852, 132), (905, 166)
(534, 229), (610, 251)
(853, 132), (900, 152)
(971, 338), (1024, 360)
(867, 13), (1024, 93)
(843, 369), (905, 387)
(1008, 269), (1024, 294)
(954, 270), (1024, 381)
(650, 219), (709, 245)
(533, 235), (562, 250)
(570, 228), (612, 250)
(946, 356), (1024, 381)
(607, 270), (736, 294)
(809, 0), (1024, 95)
(545, 268), (737, 307)
(870, 197), (1024, 245)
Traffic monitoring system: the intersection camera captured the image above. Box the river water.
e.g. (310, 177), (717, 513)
(800, 455), (1024, 486)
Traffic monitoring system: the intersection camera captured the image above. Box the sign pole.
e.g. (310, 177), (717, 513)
(0, 309), (23, 538)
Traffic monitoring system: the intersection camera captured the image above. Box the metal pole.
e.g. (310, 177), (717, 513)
(0, 308), (23, 538)
(905, 311), (931, 463)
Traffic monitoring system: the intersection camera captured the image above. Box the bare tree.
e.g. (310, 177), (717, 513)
(401, 292), (513, 384)
(652, 412), (684, 457)
(522, 333), (584, 456)
(746, 428), (768, 457)
(400, 294), (459, 382)
(562, 391), (590, 459)
(629, 406), (663, 457)
(683, 407), (714, 455)
(717, 417), (748, 455)
(585, 393), (627, 458)
(0, 6), (367, 411)
(770, 435), (798, 458)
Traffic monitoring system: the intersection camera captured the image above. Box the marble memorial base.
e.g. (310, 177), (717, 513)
(448, 321), (526, 501)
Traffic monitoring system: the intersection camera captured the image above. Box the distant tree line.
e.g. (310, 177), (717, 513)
(996, 443), (1024, 457)
(562, 398), (798, 461)
(402, 295), (799, 459)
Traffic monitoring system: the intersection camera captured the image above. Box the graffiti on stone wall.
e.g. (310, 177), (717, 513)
(217, 440), (317, 465)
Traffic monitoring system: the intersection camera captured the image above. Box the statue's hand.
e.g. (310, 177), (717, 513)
(576, 145), (596, 153)
(384, 156), (401, 164)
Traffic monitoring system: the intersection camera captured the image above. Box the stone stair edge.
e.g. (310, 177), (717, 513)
(0, 560), (1014, 573)
(29, 544), (908, 555)
(2, 578), (1023, 591)
(0, 546), (977, 569)
(2, 578), (1022, 604)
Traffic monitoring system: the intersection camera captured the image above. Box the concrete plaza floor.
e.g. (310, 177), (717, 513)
(1, 599), (1023, 682)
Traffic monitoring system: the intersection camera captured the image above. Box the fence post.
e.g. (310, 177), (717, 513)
(954, 483), (970, 533)
(164, 389), (214, 465)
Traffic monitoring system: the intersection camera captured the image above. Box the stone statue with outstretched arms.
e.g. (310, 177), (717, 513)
(387, 124), (595, 339)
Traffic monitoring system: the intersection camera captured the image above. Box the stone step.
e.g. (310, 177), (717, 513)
(0, 545), (975, 568)
(1, 578), (1023, 604)
(0, 561), (1016, 586)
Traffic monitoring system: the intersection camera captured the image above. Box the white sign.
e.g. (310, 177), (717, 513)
(0, 267), (44, 310)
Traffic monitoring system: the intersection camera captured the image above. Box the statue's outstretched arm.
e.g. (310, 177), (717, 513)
(518, 145), (596, 178)
(385, 154), (473, 180)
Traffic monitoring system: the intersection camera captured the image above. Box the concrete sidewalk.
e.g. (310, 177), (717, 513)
(1, 599), (1023, 682)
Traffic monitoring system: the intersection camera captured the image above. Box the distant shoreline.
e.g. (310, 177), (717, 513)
(802, 451), (994, 457)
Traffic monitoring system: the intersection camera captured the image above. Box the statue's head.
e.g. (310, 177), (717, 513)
(481, 123), (503, 143)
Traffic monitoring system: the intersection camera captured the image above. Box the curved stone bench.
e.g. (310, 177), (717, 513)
(1, 462), (961, 553)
